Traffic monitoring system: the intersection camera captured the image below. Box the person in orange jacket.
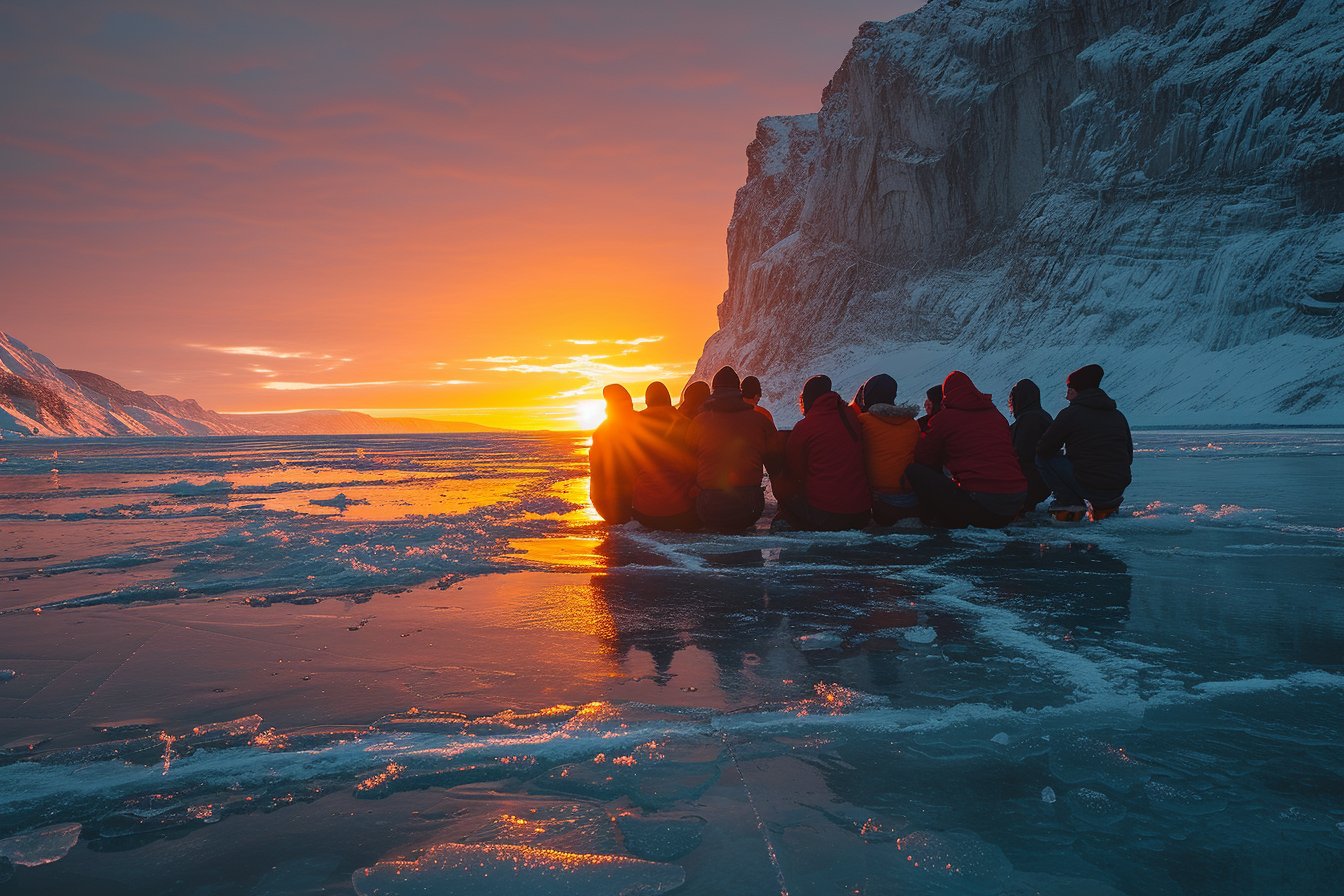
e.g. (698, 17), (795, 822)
(853, 373), (922, 524)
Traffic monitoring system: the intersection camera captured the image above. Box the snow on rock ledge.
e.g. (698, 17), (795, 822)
(696, 0), (1344, 426)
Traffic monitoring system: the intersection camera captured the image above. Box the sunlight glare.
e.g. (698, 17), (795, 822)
(573, 399), (607, 431)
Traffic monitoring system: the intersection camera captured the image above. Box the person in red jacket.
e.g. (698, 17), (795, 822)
(630, 381), (699, 531)
(589, 384), (637, 523)
(907, 371), (1027, 528)
(775, 375), (871, 531)
(688, 366), (777, 531)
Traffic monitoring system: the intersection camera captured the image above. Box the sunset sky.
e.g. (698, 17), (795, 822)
(2, 1), (920, 429)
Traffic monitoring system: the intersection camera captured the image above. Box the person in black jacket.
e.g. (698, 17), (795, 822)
(916, 385), (942, 432)
(1035, 364), (1133, 520)
(1007, 378), (1054, 512)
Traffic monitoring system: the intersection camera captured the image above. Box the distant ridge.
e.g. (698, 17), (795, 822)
(0, 331), (509, 437)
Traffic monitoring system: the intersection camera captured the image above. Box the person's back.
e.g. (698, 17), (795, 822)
(631, 382), (698, 530)
(854, 373), (921, 523)
(1007, 378), (1054, 511)
(589, 384), (637, 523)
(1036, 364), (1132, 514)
(783, 381), (869, 529)
(908, 371), (1026, 528)
(915, 373), (1026, 495)
(688, 366), (776, 530)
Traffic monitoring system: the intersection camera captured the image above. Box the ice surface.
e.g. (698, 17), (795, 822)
(352, 843), (685, 896)
(0, 431), (1341, 894)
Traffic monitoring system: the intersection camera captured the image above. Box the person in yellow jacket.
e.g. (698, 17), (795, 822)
(854, 373), (922, 524)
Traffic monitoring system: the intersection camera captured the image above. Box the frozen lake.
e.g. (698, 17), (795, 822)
(1, 431), (1341, 894)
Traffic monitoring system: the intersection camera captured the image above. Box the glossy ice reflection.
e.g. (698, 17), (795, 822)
(0, 431), (1341, 895)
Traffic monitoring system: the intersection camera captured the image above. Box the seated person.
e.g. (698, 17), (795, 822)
(906, 371), (1026, 529)
(854, 373), (921, 524)
(630, 381), (699, 531)
(917, 385), (942, 432)
(687, 366), (777, 531)
(1007, 378), (1055, 512)
(775, 375), (870, 531)
(741, 375), (775, 426)
(589, 384), (637, 523)
(1036, 364), (1132, 521)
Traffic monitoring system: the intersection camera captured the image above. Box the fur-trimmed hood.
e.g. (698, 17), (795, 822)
(864, 402), (921, 423)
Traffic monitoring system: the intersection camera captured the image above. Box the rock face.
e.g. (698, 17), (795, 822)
(696, 0), (1344, 425)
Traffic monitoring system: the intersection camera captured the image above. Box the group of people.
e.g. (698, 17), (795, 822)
(589, 363), (1132, 533)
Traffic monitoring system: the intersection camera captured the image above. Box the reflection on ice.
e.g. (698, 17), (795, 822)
(353, 843), (685, 896)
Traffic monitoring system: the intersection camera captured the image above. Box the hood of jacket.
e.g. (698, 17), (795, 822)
(1008, 379), (1042, 416)
(1070, 387), (1117, 411)
(702, 387), (753, 413)
(866, 402), (921, 422)
(941, 371), (995, 412)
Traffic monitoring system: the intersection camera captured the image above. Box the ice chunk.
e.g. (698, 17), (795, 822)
(1065, 788), (1126, 828)
(0, 823), (81, 867)
(310, 492), (369, 510)
(795, 631), (844, 651)
(990, 732), (1010, 746)
(616, 812), (705, 861)
(1049, 735), (1148, 790)
(1143, 780), (1225, 816)
(1041, 786), (1057, 804)
(891, 830), (1013, 894)
(902, 626), (937, 644)
(163, 479), (232, 495)
(352, 842), (685, 896)
(0, 669), (15, 682)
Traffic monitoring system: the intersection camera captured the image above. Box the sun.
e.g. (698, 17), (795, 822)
(573, 399), (607, 431)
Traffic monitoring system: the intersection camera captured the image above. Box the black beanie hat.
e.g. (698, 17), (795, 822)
(711, 365), (740, 392)
(801, 374), (832, 413)
(740, 375), (762, 399)
(1067, 364), (1104, 391)
(861, 373), (898, 408)
(645, 381), (672, 408)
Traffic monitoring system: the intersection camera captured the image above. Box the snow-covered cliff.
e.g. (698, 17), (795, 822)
(696, 0), (1344, 425)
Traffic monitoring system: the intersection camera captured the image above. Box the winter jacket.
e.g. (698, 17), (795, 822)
(631, 404), (697, 518)
(784, 391), (869, 514)
(1007, 380), (1055, 503)
(858, 403), (921, 494)
(688, 388), (777, 491)
(1037, 388), (1133, 495)
(752, 403), (775, 427)
(914, 371), (1027, 495)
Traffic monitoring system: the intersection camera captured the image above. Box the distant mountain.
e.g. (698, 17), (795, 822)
(0, 332), (507, 437)
(226, 410), (503, 435)
(697, 0), (1344, 425)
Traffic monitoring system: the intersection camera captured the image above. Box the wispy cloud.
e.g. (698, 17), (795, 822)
(469, 352), (692, 400)
(564, 336), (663, 347)
(189, 343), (352, 362)
(261, 379), (476, 391)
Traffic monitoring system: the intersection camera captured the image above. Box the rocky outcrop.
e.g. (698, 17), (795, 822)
(697, 0), (1344, 425)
